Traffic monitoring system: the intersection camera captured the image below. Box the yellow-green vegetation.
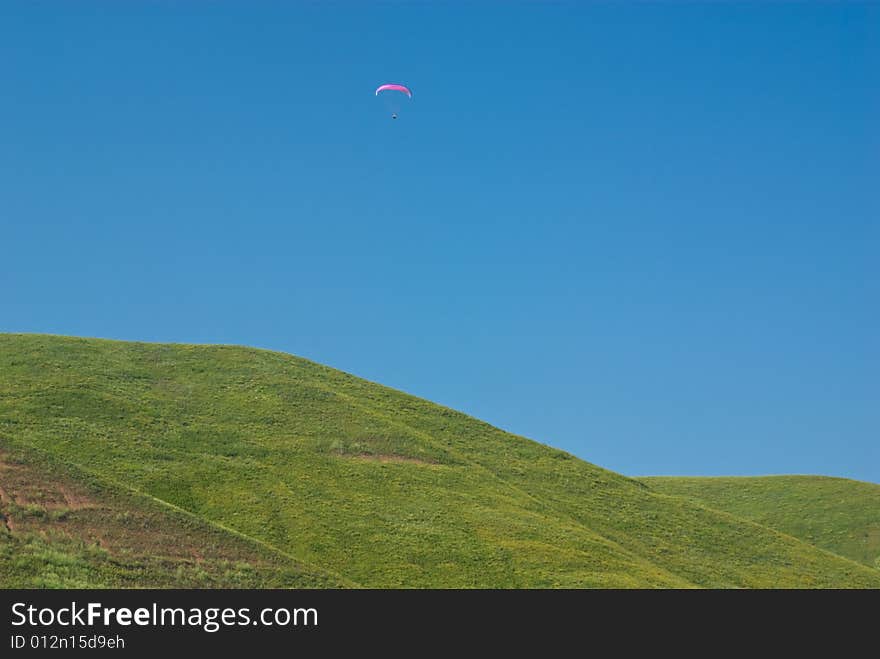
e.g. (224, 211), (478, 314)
(1, 334), (878, 588)
(642, 476), (880, 570)
(0, 446), (344, 588)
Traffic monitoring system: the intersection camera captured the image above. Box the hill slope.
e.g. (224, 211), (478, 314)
(1, 334), (878, 588)
(0, 444), (346, 588)
(642, 476), (880, 570)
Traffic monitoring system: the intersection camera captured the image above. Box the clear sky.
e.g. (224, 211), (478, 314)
(2, 3), (877, 483)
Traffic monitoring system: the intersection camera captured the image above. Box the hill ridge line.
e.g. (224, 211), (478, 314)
(643, 474), (879, 487)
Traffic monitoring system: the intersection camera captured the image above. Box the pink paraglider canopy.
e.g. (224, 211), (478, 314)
(375, 84), (412, 98)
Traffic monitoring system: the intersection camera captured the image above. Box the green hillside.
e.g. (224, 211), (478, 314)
(642, 476), (880, 570)
(0, 444), (345, 588)
(1, 334), (878, 588)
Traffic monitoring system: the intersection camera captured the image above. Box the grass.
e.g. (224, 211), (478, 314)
(0, 444), (345, 588)
(641, 476), (880, 569)
(1, 333), (878, 588)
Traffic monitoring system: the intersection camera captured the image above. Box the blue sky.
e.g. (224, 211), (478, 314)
(2, 3), (877, 482)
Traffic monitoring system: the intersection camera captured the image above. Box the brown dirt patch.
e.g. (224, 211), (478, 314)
(0, 449), (273, 566)
(0, 454), (96, 511)
(57, 484), (94, 510)
(347, 453), (438, 465)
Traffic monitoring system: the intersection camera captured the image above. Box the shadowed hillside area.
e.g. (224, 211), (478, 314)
(1, 334), (878, 588)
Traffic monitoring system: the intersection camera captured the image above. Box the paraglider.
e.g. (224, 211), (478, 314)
(376, 84), (412, 119)
(375, 84), (412, 98)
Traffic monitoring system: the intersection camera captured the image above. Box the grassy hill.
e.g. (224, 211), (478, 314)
(642, 476), (880, 570)
(1, 334), (878, 588)
(0, 444), (345, 588)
